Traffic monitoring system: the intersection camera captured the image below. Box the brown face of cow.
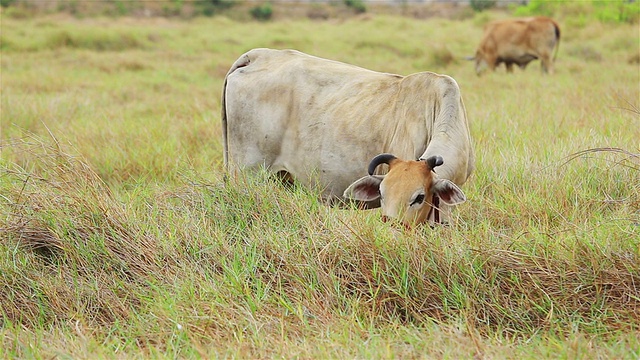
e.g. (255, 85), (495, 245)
(343, 154), (467, 227)
(475, 50), (488, 76)
(378, 159), (435, 225)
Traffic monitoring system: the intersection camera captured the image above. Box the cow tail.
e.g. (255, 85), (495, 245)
(221, 52), (253, 174)
(553, 21), (561, 61)
(221, 75), (229, 171)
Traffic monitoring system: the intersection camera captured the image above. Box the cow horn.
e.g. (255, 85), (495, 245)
(425, 155), (444, 170)
(368, 153), (397, 175)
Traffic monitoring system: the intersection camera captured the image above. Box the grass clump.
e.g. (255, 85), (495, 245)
(566, 45), (603, 62)
(1, 25), (149, 52)
(427, 45), (456, 69)
(344, 0), (367, 14)
(250, 2), (273, 21)
(470, 0), (495, 13)
(46, 29), (146, 51)
(1, 134), (639, 357)
(1, 138), (163, 329)
(194, 0), (235, 17)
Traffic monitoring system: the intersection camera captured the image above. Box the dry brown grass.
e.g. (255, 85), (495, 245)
(2, 137), (638, 350)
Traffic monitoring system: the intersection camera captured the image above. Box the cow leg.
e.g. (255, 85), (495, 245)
(541, 54), (554, 74)
(489, 59), (498, 72)
(505, 62), (514, 73)
(483, 54), (498, 73)
(276, 170), (295, 187)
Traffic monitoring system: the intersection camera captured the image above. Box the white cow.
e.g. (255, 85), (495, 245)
(222, 48), (474, 226)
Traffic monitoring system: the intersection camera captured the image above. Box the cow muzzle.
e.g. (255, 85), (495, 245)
(380, 194), (442, 229)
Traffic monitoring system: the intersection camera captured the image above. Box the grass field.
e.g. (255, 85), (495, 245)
(1, 3), (639, 359)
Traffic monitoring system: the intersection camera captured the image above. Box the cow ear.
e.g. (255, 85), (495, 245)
(431, 179), (466, 205)
(343, 176), (383, 202)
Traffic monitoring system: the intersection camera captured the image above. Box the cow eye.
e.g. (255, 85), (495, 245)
(411, 194), (425, 206)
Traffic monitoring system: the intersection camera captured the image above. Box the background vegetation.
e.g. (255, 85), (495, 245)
(1, 1), (639, 358)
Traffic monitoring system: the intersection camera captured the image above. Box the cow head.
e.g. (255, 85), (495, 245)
(343, 154), (466, 226)
(473, 51), (489, 76)
(464, 53), (488, 76)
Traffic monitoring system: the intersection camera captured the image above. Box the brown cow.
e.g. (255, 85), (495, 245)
(472, 16), (560, 75)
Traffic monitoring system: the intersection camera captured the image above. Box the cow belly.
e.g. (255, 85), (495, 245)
(226, 113), (284, 169)
(226, 106), (363, 199)
(273, 164), (359, 201)
(273, 135), (370, 200)
(514, 53), (538, 66)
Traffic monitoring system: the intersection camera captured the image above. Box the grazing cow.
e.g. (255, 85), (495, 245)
(471, 16), (560, 75)
(222, 48), (474, 226)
